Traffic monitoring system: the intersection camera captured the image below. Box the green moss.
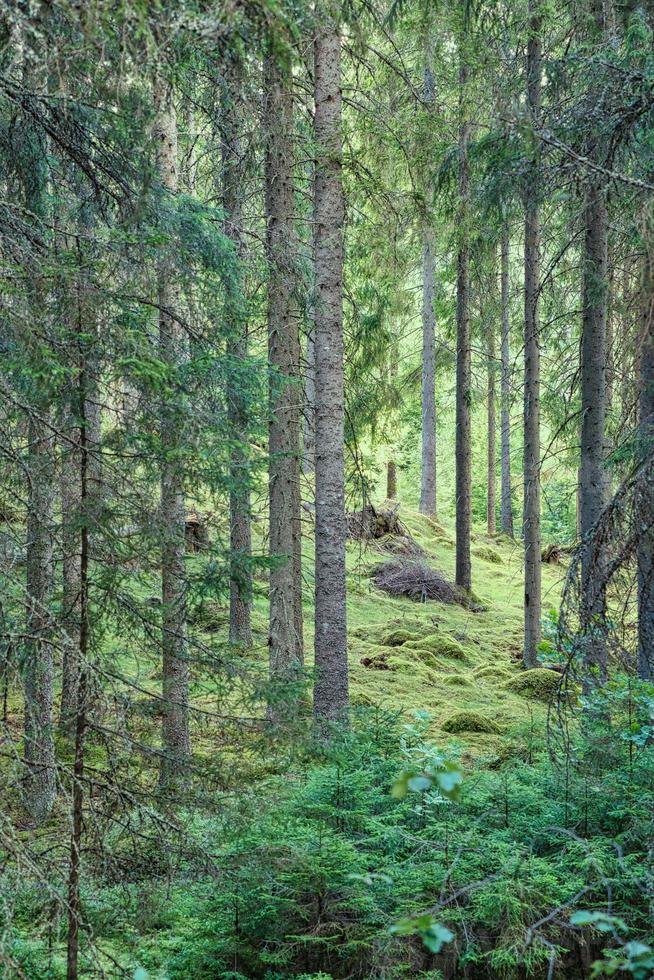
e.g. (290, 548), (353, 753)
(404, 634), (469, 662)
(505, 668), (561, 700)
(441, 711), (502, 734)
(380, 628), (420, 647)
(472, 545), (504, 565)
(188, 599), (228, 633)
(442, 673), (473, 687)
(473, 665), (513, 681)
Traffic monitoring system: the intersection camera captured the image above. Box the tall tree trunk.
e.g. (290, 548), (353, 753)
(579, 0), (609, 681)
(523, 0), (542, 668)
(154, 78), (190, 788)
(579, 183), (608, 674)
(24, 416), (56, 824)
(420, 226), (437, 517)
(65, 330), (90, 980)
(638, 208), (654, 680)
(304, 322), (316, 473)
(487, 315), (497, 537)
(500, 224), (514, 536)
(265, 52), (304, 718)
(313, 16), (348, 727)
(221, 58), (253, 648)
(455, 52), (472, 592)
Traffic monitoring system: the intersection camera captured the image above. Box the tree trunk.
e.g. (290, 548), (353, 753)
(24, 416), (56, 824)
(579, 0), (609, 682)
(221, 57), (253, 648)
(313, 16), (348, 727)
(455, 53), (472, 592)
(523, 0), (542, 668)
(500, 223), (514, 536)
(304, 322), (316, 473)
(265, 52), (304, 718)
(579, 183), (608, 677)
(154, 78), (190, 788)
(65, 331), (90, 980)
(420, 226), (437, 518)
(487, 315), (497, 537)
(638, 209), (654, 680)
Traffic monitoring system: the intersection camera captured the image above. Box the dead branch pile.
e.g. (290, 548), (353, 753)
(371, 559), (467, 605)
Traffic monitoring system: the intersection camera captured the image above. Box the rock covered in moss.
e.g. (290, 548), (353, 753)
(404, 634), (469, 662)
(380, 628), (420, 647)
(441, 711), (501, 734)
(504, 668), (561, 700)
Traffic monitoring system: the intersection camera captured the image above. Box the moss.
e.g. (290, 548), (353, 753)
(380, 628), (420, 647)
(442, 673), (473, 687)
(473, 665), (513, 681)
(359, 647), (396, 671)
(351, 690), (375, 707)
(404, 634), (469, 662)
(441, 711), (502, 735)
(472, 545), (504, 565)
(504, 668), (561, 700)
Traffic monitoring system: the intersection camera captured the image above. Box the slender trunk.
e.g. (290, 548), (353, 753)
(455, 53), (472, 592)
(66, 338), (90, 980)
(313, 17), (348, 727)
(24, 416), (56, 824)
(419, 44), (437, 520)
(523, 0), (542, 668)
(638, 209), (654, 680)
(500, 224), (514, 536)
(59, 414), (81, 735)
(221, 58), (253, 647)
(154, 79), (190, 788)
(420, 226), (437, 517)
(487, 316), (497, 537)
(579, 183), (608, 677)
(265, 52), (304, 718)
(304, 322), (316, 473)
(579, 0), (609, 682)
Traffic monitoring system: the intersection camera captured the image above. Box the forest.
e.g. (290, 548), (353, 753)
(1, 0), (654, 977)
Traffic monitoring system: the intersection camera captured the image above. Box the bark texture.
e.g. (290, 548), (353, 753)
(487, 317), (497, 537)
(154, 79), (190, 787)
(579, 0), (610, 681)
(24, 416), (56, 824)
(500, 224), (514, 536)
(455, 55), (472, 592)
(523, 0), (542, 667)
(313, 18), (348, 726)
(265, 52), (304, 717)
(221, 57), (253, 648)
(419, 48), (437, 519)
(420, 226), (437, 518)
(638, 214), (654, 680)
(579, 183), (608, 675)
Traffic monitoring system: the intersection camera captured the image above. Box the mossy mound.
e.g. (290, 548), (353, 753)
(505, 668), (561, 700)
(351, 690), (375, 707)
(380, 628), (420, 647)
(441, 711), (502, 735)
(442, 673), (473, 687)
(472, 545), (503, 565)
(473, 665), (513, 681)
(404, 634), (469, 662)
(359, 648), (396, 671)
